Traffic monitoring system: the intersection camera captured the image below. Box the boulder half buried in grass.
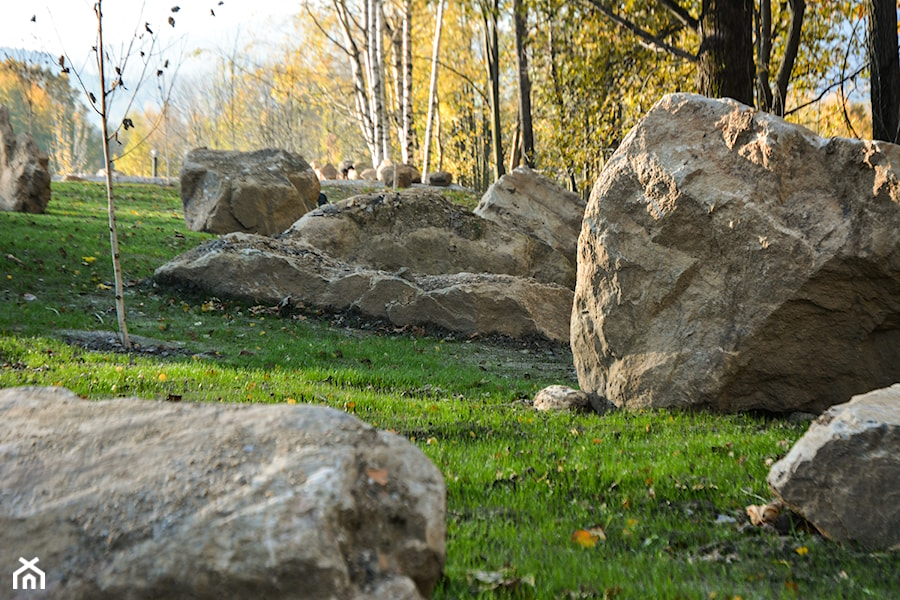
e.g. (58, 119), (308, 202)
(283, 190), (575, 288)
(0, 386), (446, 599)
(154, 233), (573, 343)
(767, 384), (900, 551)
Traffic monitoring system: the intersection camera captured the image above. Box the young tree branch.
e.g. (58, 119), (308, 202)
(656, 0), (698, 32)
(580, 0), (697, 63)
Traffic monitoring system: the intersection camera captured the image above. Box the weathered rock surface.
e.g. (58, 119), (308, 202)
(154, 233), (572, 342)
(767, 385), (900, 551)
(533, 385), (590, 412)
(180, 148), (320, 236)
(425, 171), (452, 187)
(0, 104), (50, 213)
(532, 385), (616, 414)
(0, 386), (446, 599)
(379, 164), (421, 189)
(475, 167), (586, 264)
(283, 190), (575, 288)
(316, 162), (339, 180)
(571, 93), (900, 413)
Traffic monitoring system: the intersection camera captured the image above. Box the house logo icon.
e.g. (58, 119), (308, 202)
(12, 557), (45, 591)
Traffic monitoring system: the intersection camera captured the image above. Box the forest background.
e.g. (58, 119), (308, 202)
(0, 0), (882, 196)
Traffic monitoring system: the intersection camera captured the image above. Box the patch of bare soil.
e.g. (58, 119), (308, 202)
(57, 329), (202, 358)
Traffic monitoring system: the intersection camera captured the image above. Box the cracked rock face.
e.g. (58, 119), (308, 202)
(571, 93), (900, 413)
(1, 386), (446, 600)
(475, 166), (586, 266)
(768, 384), (900, 551)
(154, 232), (573, 343)
(180, 148), (320, 236)
(284, 190), (575, 288)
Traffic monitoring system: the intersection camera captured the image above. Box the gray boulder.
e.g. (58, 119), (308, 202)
(425, 171), (453, 187)
(571, 93), (900, 413)
(767, 385), (900, 551)
(154, 233), (572, 343)
(0, 386), (446, 599)
(475, 167), (586, 264)
(180, 148), (320, 236)
(533, 385), (590, 412)
(379, 164), (421, 189)
(0, 104), (50, 213)
(283, 190), (575, 288)
(315, 162), (339, 180)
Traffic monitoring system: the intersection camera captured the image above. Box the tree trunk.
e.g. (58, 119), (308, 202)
(697, 0), (754, 105)
(422, 0), (444, 180)
(756, 0), (805, 116)
(482, 0), (504, 181)
(333, 0), (376, 163)
(95, 0), (130, 349)
(867, 0), (900, 142)
(401, 0), (415, 165)
(374, 0), (391, 162)
(365, 0), (384, 166)
(514, 0), (535, 168)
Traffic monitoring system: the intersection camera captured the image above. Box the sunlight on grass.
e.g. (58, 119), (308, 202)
(1, 182), (898, 598)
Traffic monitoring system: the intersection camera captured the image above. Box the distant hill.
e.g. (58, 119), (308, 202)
(0, 47), (62, 73)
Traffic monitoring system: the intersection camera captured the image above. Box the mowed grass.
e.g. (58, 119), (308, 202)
(1, 182), (898, 599)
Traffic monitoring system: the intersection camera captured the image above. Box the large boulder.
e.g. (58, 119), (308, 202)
(571, 93), (900, 413)
(1, 386), (446, 599)
(767, 385), (900, 551)
(0, 104), (50, 214)
(475, 167), (586, 264)
(425, 171), (453, 187)
(283, 190), (575, 288)
(180, 148), (320, 236)
(154, 233), (572, 342)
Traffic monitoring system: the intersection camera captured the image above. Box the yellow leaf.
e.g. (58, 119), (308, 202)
(157, 373), (167, 381)
(366, 467), (389, 486)
(286, 398), (297, 404)
(81, 256), (96, 263)
(571, 526), (605, 548)
(795, 546), (809, 556)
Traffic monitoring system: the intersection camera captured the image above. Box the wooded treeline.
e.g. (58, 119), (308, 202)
(1, 0), (891, 194)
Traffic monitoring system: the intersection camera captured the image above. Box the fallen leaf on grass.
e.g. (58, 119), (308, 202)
(571, 526), (606, 548)
(365, 467), (388, 486)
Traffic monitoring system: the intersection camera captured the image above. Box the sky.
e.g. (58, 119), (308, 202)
(1, 0), (300, 74)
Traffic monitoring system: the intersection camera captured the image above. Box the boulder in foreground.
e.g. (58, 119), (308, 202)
(767, 385), (900, 551)
(571, 93), (900, 413)
(1, 386), (446, 599)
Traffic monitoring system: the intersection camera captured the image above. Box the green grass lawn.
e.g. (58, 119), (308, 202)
(1, 181), (897, 599)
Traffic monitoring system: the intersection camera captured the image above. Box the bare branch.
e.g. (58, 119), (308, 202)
(783, 62), (867, 119)
(304, 3), (353, 57)
(656, 0), (698, 31)
(580, 0), (697, 63)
